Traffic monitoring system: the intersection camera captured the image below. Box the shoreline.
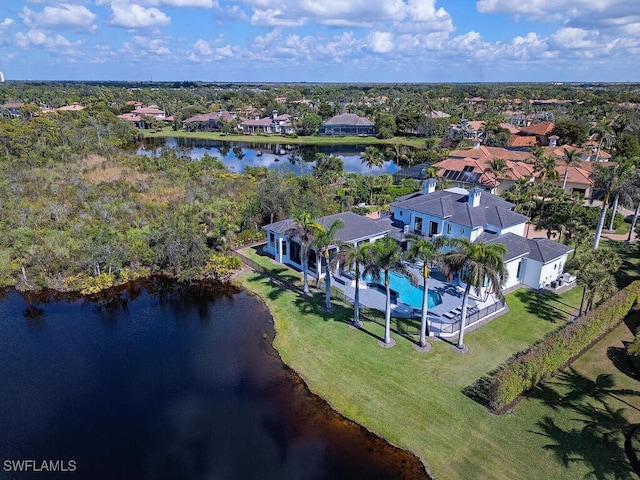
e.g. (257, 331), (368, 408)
(236, 270), (434, 479)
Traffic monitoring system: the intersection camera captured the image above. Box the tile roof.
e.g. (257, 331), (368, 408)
(322, 113), (374, 126)
(520, 121), (555, 136)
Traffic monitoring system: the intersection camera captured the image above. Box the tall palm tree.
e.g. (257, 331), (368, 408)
(606, 158), (636, 231)
(337, 242), (372, 328)
(405, 234), (449, 348)
(313, 218), (345, 311)
(363, 236), (417, 346)
(384, 143), (410, 168)
(533, 155), (559, 183)
(560, 147), (581, 190)
(361, 146), (384, 205)
(590, 163), (617, 249)
(590, 115), (617, 163)
(441, 239), (507, 350)
(285, 211), (320, 295)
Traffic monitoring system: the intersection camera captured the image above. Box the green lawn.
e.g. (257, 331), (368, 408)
(237, 246), (640, 479)
(142, 126), (427, 148)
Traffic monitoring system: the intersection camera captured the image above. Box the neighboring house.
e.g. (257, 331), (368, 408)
(239, 111), (295, 135)
(56, 103), (85, 112)
(509, 120), (555, 147)
(318, 113), (376, 136)
(117, 104), (173, 129)
(449, 120), (485, 139)
(392, 163), (433, 183)
(182, 111), (237, 132)
(262, 212), (390, 277)
(1, 102), (24, 118)
(433, 156), (535, 195)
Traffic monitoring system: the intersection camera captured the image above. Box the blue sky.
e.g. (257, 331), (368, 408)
(1, 0), (639, 82)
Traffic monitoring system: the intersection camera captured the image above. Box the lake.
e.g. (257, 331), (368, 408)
(138, 137), (400, 175)
(0, 281), (428, 479)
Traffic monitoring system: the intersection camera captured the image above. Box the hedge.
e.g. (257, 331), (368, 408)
(473, 280), (640, 412)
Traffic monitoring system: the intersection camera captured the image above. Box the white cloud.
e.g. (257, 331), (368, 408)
(368, 31), (394, 53)
(136, 0), (216, 7)
(15, 29), (81, 50)
(108, 1), (171, 28)
(192, 39), (213, 55)
(132, 35), (171, 54)
(251, 9), (306, 27)
(19, 4), (97, 32)
(0, 18), (14, 28)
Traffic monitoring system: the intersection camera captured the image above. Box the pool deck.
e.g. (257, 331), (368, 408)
(332, 264), (504, 338)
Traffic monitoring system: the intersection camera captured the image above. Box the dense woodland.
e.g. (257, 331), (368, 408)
(2, 81), (640, 293)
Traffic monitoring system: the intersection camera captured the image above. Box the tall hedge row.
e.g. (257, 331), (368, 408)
(477, 280), (640, 412)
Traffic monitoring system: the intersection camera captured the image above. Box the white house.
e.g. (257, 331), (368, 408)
(262, 183), (574, 292)
(262, 212), (389, 278)
(389, 180), (573, 291)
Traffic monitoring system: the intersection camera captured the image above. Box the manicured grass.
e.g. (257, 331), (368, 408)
(237, 247), (640, 479)
(142, 126), (427, 148)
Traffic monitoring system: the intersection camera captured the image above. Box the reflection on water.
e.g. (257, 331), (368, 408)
(0, 281), (428, 479)
(138, 137), (400, 176)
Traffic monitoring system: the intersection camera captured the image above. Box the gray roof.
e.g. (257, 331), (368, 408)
(487, 233), (531, 261)
(262, 211), (389, 243)
(489, 233), (574, 263)
(527, 238), (574, 263)
(391, 188), (526, 229)
(322, 113), (374, 126)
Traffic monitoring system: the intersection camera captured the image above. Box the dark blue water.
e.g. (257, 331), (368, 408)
(0, 283), (427, 480)
(138, 138), (399, 175)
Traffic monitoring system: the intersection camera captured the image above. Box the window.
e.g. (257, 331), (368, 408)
(516, 260), (522, 280)
(282, 241), (287, 256)
(463, 165), (475, 172)
(460, 227), (465, 234)
(269, 232), (275, 247)
(447, 224), (452, 234)
(429, 221), (438, 236)
(414, 217), (423, 234)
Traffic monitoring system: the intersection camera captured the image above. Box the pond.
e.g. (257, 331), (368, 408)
(138, 137), (400, 175)
(0, 281), (428, 479)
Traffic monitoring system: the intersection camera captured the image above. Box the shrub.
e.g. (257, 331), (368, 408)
(474, 280), (640, 411)
(628, 335), (640, 372)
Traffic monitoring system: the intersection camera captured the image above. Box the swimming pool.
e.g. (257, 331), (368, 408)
(364, 271), (442, 310)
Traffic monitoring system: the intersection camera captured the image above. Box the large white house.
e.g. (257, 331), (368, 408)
(262, 212), (390, 278)
(262, 182), (574, 291)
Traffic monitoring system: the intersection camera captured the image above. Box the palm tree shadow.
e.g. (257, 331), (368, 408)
(513, 289), (572, 323)
(607, 345), (640, 382)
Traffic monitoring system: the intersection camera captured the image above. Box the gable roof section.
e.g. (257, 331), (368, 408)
(520, 121), (555, 136)
(262, 212), (390, 244)
(527, 238), (574, 263)
(489, 234), (573, 263)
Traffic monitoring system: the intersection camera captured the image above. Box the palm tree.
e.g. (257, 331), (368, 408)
(385, 143), (410, 168)
(363, 236), (417, 346)
(591, 163), (617, 249)
(484, 157), (508, 190)
(566, 249), (621, 315)
(313, 218), (345, 311)
(285, 212), (320, 295)
(337, 242), (372, 328)
(590, 115), (617, 163)
(405, 234), (449, 348)
(533, 155), (559, 183)
(606, 158), (636, 231)
(361, 146), (384, 205)
(441, 239), (507, 350)
(560, 148), (581, 190)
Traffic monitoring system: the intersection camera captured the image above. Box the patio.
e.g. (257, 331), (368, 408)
(332, 264), (506, 338)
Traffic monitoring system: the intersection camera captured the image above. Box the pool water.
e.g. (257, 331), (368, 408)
(364, 271), (442, 310)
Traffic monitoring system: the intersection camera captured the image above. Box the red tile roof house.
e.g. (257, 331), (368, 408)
(508, 120), (555, 147)
(117, 104), (173, 129)
(318, 113), (376, 136)
(239, 111), (295, 135)
(441, 143), (596, 198)
(182, 111), (237, 132)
